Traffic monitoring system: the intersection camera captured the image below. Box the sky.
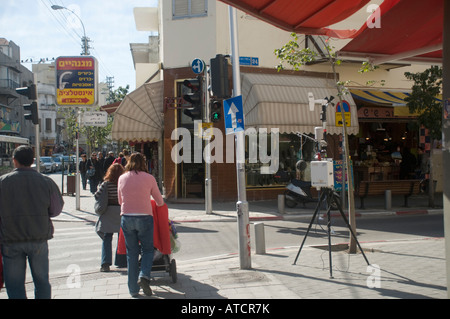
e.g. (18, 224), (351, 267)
(1, 0), (158, 91)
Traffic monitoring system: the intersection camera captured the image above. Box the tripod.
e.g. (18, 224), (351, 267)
(293, 187), (370, 278)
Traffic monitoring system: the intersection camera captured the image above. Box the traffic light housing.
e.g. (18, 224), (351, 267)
(210, 100), (222, 123)
(210, 54), (230, 99)
(16, 84), (37, 100)
(24, 102), (39, 125)
(16, 84), (39, 125)
(182, 77), (202, 120)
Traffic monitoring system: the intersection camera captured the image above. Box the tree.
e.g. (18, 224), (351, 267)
(57, 85), (129, 154)
(404, 66), (443, 207)
(109, 85), (130, 103)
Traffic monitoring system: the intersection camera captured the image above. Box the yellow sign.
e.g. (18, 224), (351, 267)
(56, 56), (97, 106)
(335, 100), (351, 127)
(336, 112), (351, 127)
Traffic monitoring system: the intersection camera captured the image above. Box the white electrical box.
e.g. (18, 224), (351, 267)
(311, 161), (334, 188)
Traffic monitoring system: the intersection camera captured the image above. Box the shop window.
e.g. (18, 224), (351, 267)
(246, 133), (316, 188)
(173, 0), (208, 19)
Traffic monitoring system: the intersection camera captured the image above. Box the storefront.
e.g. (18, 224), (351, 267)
(160, 68), (361, 202)
(111, 80), (164, 188)
(236, 71), (360, 200)
(348, 88), (429, 189)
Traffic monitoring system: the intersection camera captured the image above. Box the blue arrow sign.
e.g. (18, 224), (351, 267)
(191, 58), (205, 74)
(223, 95), (244, 135)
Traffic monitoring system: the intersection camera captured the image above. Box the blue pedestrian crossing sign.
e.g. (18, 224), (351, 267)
(223, 95), (244, 135)
(191, 58), (205, 74)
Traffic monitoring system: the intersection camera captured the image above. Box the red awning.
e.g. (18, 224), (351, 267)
(218, 0), (370, 38)
(339, 0), (443, 64)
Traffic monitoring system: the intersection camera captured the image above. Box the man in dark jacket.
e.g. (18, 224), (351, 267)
(103, 151), (115, 173)
(0, 146), (64, 299)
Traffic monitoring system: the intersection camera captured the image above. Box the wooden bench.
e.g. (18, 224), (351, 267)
(356, 180), (421, 209)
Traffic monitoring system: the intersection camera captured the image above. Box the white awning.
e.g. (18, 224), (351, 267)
(112, 81), (164, 142)
(241, 73), (359, 135)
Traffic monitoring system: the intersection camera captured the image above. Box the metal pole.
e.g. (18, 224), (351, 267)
(75, 110), (80, 210)
(442, 0), (450, 298)
(204, 69), (212, 214)
(229, 5), (251, 269)
(33, 75), (40, 173)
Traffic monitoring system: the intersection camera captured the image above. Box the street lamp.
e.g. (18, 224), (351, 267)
(51, 5), (90, 55)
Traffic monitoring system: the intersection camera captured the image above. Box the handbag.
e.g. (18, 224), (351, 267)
(94, 182), (108, 215)
(87, 167), (95, 177)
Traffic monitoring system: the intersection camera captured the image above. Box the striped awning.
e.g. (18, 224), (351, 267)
(350, 89), (410, 106)
(350, 88), (443, 106)
(111, 81), (164, 142)
(241, 73), (359, 135)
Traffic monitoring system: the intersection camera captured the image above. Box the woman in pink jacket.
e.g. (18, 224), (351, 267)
(118, 152), (164, 297)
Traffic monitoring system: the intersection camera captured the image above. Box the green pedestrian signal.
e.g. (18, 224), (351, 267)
(210, 100), (222, 123)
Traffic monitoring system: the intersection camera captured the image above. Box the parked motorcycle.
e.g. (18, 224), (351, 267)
(284, 179), (317, 208)
(284, 178), (338, 210)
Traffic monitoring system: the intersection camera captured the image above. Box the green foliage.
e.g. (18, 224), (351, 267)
(57, 84), (129, 153)
(404, 66), (443, 141)
(274, 33), (385, 89)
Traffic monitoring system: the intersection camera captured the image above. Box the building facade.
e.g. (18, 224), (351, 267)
(0, 38), (36, 142)
(113, 0), (438, 202)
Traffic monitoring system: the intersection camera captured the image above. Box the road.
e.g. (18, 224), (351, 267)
(43, 171), (445, 277)
(47, 212), (444, 278)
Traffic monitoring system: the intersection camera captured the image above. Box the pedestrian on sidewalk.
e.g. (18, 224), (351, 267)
(87, 152), (102, 194)
(118, 152), (165, 297)
(94, 163), (125, 272)
(103, 151), (115, 173)
(0, 146), (64, 299)
(79, 154), (88, 190)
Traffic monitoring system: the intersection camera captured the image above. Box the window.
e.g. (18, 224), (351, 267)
(173, 0), (207, 19)
(45, 118), (52, 133)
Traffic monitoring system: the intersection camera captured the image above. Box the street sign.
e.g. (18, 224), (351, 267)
(191, 58), (205, 74)
(223, 95), (244, 135)
(56, 56), (98, 106)
(83, 111), (108, 127)
(335, 100), (351, 127)
(239, 56), (259, 66)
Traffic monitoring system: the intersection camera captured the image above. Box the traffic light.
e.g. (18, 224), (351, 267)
(182, 77), (202, 120)
(16, 84), (37, 100)
(210, 54), (230, 99)
(16, 84), (39, 125)
(210, 100), (222, 123)
(24, 102), (39, 125)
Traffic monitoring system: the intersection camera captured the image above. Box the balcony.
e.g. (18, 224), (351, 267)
(0, 78), (20, 103)
(0, 78), (20, 90)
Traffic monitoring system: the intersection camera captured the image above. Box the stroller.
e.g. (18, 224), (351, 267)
(116, 202), (179, 283)
(151, 220), (179, 283)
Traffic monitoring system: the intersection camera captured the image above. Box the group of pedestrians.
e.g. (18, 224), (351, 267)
(79, 150), (130, 194)
(93, 151), (164, 297)
(0, 146), (165, 299)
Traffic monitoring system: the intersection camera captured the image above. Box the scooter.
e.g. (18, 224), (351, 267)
(284, 179), (317, 208)
(284, 178), (339, 210)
